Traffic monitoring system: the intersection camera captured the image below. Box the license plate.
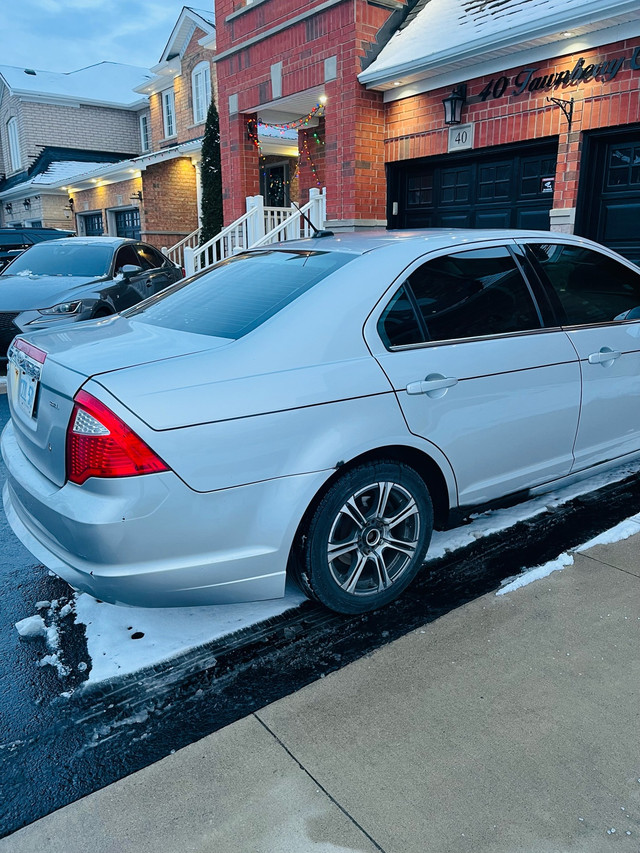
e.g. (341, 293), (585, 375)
(9, 352), (42, 419)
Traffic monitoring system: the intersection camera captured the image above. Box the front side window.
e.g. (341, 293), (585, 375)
(527, 243), (640, 325)
(7, 118), (21, 172)
(126, 249), (356, 339)
(136, 244), (166, 270)
(408, 246), (541, 342)
(192, 62), (211, 125)
(139, 113), (150, 152)
(162, 89), (176, 138)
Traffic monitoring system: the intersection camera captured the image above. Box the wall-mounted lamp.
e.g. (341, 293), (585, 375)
(23, 198), (31, 210)
(4, 203), (12, 214)
(68, 196), (74, 210)
(546, 96), (574, 131)
(442, 84), (467, 125)
(63, 196), (74, 219)
(130, 190), (143, 203)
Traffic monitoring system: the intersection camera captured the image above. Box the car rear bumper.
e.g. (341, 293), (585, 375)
(2, 420), (324, 607)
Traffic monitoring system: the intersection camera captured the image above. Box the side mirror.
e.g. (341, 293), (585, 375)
(120, 264), (143, 279)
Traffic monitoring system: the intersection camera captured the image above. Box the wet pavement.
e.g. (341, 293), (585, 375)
(3, 390), (640, 840)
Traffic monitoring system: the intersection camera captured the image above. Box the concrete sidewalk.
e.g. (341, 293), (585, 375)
(3, 533), (640, 853)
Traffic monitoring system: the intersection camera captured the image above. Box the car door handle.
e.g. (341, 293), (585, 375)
(587, 348), (621, 365)
(406, 374), (458, 398)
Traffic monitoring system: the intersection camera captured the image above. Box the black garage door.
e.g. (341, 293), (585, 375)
(115, 209), (141, 240)
(388, 142), (557, 231)
(579, 127), (640, 265)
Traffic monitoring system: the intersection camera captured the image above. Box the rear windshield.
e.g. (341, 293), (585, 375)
(1, 242), (112, 277)
(125, 249), (356, 339)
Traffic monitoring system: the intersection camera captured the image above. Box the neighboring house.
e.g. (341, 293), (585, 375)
(0, 62), (152, 229)
(214, 0), (640, 262)
(61, 6), (218, 251)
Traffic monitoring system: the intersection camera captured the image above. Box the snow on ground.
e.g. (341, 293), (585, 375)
(13, 457), (640, 689)
(497, 513), (640, 596)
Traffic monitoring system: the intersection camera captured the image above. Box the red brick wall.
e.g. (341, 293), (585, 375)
(141, 158), (199, 248)
(216, 0), (400, 224)
(71, 179), (141, 235)
(385, 38), (640, 216)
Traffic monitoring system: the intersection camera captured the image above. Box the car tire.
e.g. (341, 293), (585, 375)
(296, 460), (433, 614)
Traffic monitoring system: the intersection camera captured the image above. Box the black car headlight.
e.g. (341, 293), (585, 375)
(38, 300), (83, 316)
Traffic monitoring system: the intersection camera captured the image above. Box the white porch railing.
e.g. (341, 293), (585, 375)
(182, 188), (326, 277)
(162, 226), (200, 271)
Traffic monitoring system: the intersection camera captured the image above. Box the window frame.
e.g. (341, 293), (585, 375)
(7, 117), (21, 172)
(191, 61), (211, 125)
(374, 241), (549, 352)
(162, 88), (176, 139)
(139, 113), (150, 152)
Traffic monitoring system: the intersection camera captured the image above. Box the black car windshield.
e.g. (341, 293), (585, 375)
(1, 242), (113, 277)
(125, 249), (356, 338)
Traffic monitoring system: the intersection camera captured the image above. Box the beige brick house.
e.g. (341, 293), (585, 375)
(0, 62), (152, 229)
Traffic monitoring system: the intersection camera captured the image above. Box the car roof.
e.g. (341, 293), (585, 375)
(272, 228), (598, 256)
(35, 236), (137, 247)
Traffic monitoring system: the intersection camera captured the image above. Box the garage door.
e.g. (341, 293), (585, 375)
(389, 143), (557, 231)
(115, 209), (141, 240)
(579, 128), (640, 265)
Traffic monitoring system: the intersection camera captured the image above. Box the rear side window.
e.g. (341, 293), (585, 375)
(526, 243), (640, 325)
(127, 249), (355, 339)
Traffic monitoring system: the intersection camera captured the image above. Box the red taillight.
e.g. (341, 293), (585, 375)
(181, 266), (186, 278)
(66, 389), (169, 485)
(14, 338), (47, 363)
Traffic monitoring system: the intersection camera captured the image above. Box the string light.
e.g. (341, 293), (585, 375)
(258, 103), (325, 132)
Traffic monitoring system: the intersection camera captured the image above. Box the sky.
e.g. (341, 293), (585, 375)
(0, 0), (205, 74)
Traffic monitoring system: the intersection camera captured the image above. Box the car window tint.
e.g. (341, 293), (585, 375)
(126, 249), (356, 339)
(114, 245), (140, 271)
(378, 285), (424, 348)
(527, 243), (640, 324)
(1, 242), (112, 277)
(407, 246), (541, 342)
(136, 244), (166, 270)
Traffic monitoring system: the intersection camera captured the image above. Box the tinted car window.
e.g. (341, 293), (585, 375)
(114, 245), (141, 271)
(136, 244), (167, 270)
(127, 249), (356, 339)
(527, 243), (640, 324)
(1, 242), (112, 277)
(407, 246), (541, 342)
(377, 285), (424, 348)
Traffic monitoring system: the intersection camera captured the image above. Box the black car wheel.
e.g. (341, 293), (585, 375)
(296, 460), (433, 614)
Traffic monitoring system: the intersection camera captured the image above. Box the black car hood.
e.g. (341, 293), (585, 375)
(0, 274), (101, 311)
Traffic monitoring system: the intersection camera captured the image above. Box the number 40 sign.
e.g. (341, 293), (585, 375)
(448, 123), (474, 152)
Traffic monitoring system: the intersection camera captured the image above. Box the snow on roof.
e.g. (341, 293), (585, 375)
(29, 161), (115, 186)
(360, 0), (640, 88)
(0, 62), (152, 107)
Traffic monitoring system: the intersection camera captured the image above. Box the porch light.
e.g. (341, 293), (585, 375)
(4, 203), (12, 214)
(442, 84), (467, 125)
(23, 198), (31, 209)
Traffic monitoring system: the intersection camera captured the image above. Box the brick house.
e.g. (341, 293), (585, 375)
(0, 62), (151, 229)
(61, 6), (217, 251)
(215, 0), (640, 263)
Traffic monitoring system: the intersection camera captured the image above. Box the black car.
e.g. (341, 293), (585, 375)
(0, 227), (74, 272)
(0, 236), (183, 363)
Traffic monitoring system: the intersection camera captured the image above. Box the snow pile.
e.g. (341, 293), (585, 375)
(14, 598), (74, 678)
(497, 514), (640, 596)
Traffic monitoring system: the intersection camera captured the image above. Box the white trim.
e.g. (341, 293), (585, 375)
(7, 117), (21, 172)
(378, 20), (640, 101)
(191, 61), (211, 125)
(139, 113), (151, 152)
(162, 89), (177, 139)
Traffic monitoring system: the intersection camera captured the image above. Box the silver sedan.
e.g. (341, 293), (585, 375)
(3, 229), (640, 613)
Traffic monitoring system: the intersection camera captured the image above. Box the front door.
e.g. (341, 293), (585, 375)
(261, 163), (289, 207)
(524, 240), (640, 471)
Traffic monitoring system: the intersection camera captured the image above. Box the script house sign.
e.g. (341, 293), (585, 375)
(478, 45), (640, 102)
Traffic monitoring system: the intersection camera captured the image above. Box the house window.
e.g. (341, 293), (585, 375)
(192, 62), (211, 125)
(7, 118), (21, 172)
(162, 89), (176, 138)
(140, 114), (150, 151)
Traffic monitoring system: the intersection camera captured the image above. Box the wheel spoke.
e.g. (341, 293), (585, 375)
(385, 497), (419, 528)
(327, 537), (359, 561)
(372, 550), (391, 591)
(342, 552), (369, 594)
(375, 481), (394, 519)
(381, 535), (418, 559)
(342, 497), (369, 530)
